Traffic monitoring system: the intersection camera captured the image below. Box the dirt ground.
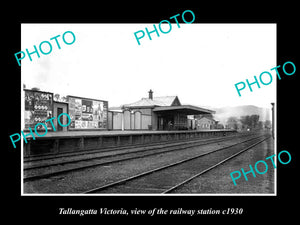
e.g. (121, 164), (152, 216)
(173, 137), (275, 194)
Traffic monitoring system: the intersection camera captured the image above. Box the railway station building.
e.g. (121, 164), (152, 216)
(24, 88), (215, 132)
(22, 89), (230, 157)
(119, 90), (215, 131)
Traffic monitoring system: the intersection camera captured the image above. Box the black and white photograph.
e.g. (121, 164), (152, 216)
(20, 23), (276, 195)
(5, 4), (297, 222)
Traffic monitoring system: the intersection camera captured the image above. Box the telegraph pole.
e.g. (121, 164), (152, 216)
(271, 103), (274, 139)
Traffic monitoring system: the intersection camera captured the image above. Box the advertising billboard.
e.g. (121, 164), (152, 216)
(24, 90), (54, 130)
(67, 96), (108, 129)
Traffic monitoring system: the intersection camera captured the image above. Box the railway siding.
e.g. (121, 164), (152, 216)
(171, 137), (275, 194)
(23, 132), (269, 194)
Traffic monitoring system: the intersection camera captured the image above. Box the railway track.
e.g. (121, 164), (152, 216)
(24, 132), (261, 182)
(24, 131), (254, 166)
(84, 134), (270, 194)
(24, 132), (240, 164)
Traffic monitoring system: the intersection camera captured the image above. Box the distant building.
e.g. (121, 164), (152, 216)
(195, 116), (217, 130)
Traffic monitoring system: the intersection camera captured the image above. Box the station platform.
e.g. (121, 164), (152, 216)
(25, 129), (233, 138)
(23, 129), (237, 157)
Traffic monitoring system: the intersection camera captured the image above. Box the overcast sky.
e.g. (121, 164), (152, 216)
(21, 23), (276, 109)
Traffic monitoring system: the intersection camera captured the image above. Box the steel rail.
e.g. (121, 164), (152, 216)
(24, 134), (263, 182)
(24, 132), (257, 170)
(83, 135), (269, 194)
(24, 132), (242, 163)
(163, 136), (271, 193)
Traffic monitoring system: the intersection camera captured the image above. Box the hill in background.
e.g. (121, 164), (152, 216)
(211, 105), (272, 125)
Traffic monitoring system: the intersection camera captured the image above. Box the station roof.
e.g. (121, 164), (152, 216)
(153, 105), (215, 115)
(122, 91), (214, 115)
(123, 96), (180, 108)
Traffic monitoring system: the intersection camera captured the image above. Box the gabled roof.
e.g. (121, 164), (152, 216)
(197, 116), (216, 122)
(123, 96), (180, 108)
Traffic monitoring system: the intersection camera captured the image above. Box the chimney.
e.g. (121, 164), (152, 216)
(148, 89), (153, 100)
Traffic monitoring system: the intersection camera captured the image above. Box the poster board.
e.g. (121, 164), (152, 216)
(67, 95), (108, 129)
(24, 89), (54, 130)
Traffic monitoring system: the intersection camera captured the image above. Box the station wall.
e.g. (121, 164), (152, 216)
(113, 112), (123, 130)
(108, 109), (153, 130)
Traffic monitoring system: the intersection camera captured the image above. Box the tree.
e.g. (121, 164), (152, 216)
(240, 115), (251, 129)
(54, 93), (60, 101)
(258, 121), (264, 129)
(31, 87), (40, 91)
(250, 115), (260, 128)
(240, 114), (260, 130)
(227, 116), (238, 129)
(264, 120), (272, 129)
(61, 96), (67, 102)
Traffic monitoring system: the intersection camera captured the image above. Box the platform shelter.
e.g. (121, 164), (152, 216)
(122, 90), (215, 130)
